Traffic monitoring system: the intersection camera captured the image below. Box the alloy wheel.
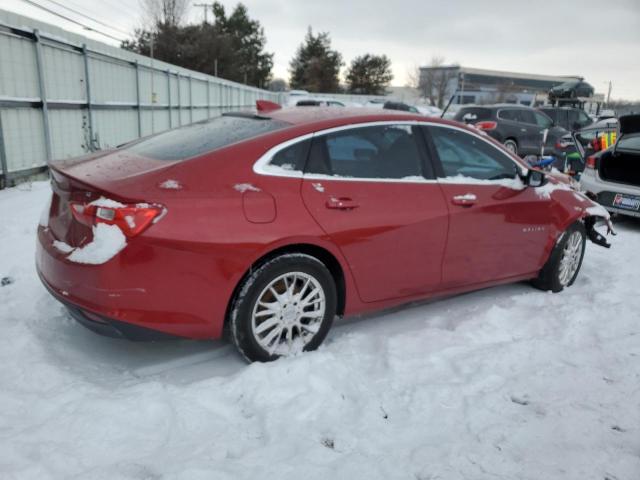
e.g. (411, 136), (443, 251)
(558, 231), (583, 286)
(250, 272), (326, 356)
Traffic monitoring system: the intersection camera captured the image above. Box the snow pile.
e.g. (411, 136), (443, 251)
(38, 191), (52, 227)
(66, 223), (127, 264)
(234, 183), (261, 193)
(159, 179), (182, 190)
(0, 181), (639, 479)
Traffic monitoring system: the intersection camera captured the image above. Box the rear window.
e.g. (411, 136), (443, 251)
(617, 135), (640, 152)
(454, 108), (492, 122)
(125, 115), (289, 161)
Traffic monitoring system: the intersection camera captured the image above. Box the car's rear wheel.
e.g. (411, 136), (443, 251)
(230, 254), (337, 362)
(532, 222), (586, 292)
(504, 139), (518, 155)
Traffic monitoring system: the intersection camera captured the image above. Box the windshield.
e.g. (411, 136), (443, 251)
(125, 115), (289, 161)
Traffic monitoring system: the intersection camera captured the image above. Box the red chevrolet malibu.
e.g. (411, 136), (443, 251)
(36, 105), (612, 362)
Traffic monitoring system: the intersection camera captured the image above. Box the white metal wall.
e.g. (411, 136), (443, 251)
(0, 9), (282, 186)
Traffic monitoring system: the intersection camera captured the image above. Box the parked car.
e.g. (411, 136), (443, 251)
(383, 101), (419, 113)
(538, 106), (593, 131)
(453, 104), (568, 157)
(36, 106), (611, 362)
(548, 80), (594, 102)
(579, 114), (640, 218)
(295, 99), (346, 107)
(286, 90), (310, 106)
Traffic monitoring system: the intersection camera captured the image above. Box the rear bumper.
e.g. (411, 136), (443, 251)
(580, 170), (640, 218)
(36, 226), (232, 340)
(39, 273), (178, 340)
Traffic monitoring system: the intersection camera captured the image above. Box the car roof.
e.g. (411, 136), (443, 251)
(240, 106), (482, 140)
(539, 106), (582, 111)
(262, 106), (435, 127)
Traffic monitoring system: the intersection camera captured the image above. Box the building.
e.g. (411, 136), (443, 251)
(418, 65), (582, 106)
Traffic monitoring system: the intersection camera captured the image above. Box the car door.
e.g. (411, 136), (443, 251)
(423, 125), (554, 287)
(300, 123), (449, 303)
(516, 109), (544, 155)
(497, 108), (532, 153)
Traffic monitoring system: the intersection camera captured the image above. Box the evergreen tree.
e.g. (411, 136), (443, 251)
(122, 2), (273, 88)
(346, 54), (393, 95)
(289, 28), (343, 93)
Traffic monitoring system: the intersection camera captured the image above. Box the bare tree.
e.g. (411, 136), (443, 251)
(142, 0), (188, 26)
(416, 56), (459, 109)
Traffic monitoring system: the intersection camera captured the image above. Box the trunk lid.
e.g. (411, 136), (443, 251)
(618, 114), (640, 137)
(48, 150), (176, 247)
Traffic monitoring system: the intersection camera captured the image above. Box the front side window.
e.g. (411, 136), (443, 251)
(534, 111), (553, 129)
(517, 109), (537, 125)
(305, 125), (426, 179)
(428, 126), (519, 180)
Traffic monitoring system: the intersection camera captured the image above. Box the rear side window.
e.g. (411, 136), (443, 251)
(267, 139), (311, 172)
(498, 109), (518, 121)
(454, 108), (492, 122)
(306, 125), (427, 179)
(125, 115), (289, 161)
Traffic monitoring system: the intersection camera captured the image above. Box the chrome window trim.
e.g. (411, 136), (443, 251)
(252, 120), (527, 183)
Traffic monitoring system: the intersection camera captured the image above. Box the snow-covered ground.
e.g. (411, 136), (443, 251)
(1, 181), (639, 480)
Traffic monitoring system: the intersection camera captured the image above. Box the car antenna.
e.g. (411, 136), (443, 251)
(440, 89), (459, 118)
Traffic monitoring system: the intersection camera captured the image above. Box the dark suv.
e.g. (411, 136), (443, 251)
(538, 106), (593, 132)
(453, 105), (568, 157)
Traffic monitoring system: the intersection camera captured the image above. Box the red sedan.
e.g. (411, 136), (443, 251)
(36, 105), (611, 362)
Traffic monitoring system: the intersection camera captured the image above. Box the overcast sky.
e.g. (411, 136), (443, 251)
(4, 0), (640, 99)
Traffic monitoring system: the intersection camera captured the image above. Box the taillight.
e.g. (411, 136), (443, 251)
(70, 198), (163, 237)
(585, 155), (597, 169)
(474, 121), (497, 131)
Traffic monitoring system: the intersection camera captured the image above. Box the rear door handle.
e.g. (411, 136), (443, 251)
(451, 193), (477, 207)
(326, 197), (359, 210)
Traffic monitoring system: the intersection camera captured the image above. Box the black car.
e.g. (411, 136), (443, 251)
(548, 80), (594, 102)
(538, 106), (593, 132)
(383, 101), (419, 113)
(453, 104), (568, 157)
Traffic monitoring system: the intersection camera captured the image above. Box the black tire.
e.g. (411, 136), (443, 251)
(229, 253), (337, 363)
(504, 139), (518, 156)
(532, 222), (586, 293)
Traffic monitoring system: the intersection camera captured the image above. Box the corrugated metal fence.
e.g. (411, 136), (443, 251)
(0, 9), (282, 188)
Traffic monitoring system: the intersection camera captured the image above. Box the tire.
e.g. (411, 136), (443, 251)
(532, 222), (586, 293)
(229, 253), (337, 363)
(504, 139), (518, 155)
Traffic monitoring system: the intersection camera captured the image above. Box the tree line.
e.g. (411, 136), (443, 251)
(122, 0), (393, 95)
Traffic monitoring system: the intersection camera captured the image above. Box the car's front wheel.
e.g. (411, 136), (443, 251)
(533, 222), (586, 292)
(230, 253), (337, 362)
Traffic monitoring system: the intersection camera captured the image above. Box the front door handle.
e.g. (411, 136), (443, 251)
(326, 197), (359, 210)
(451, 193), (477, 207)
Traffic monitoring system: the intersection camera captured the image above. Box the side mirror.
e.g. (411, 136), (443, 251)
(526, 169), (546, 187)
